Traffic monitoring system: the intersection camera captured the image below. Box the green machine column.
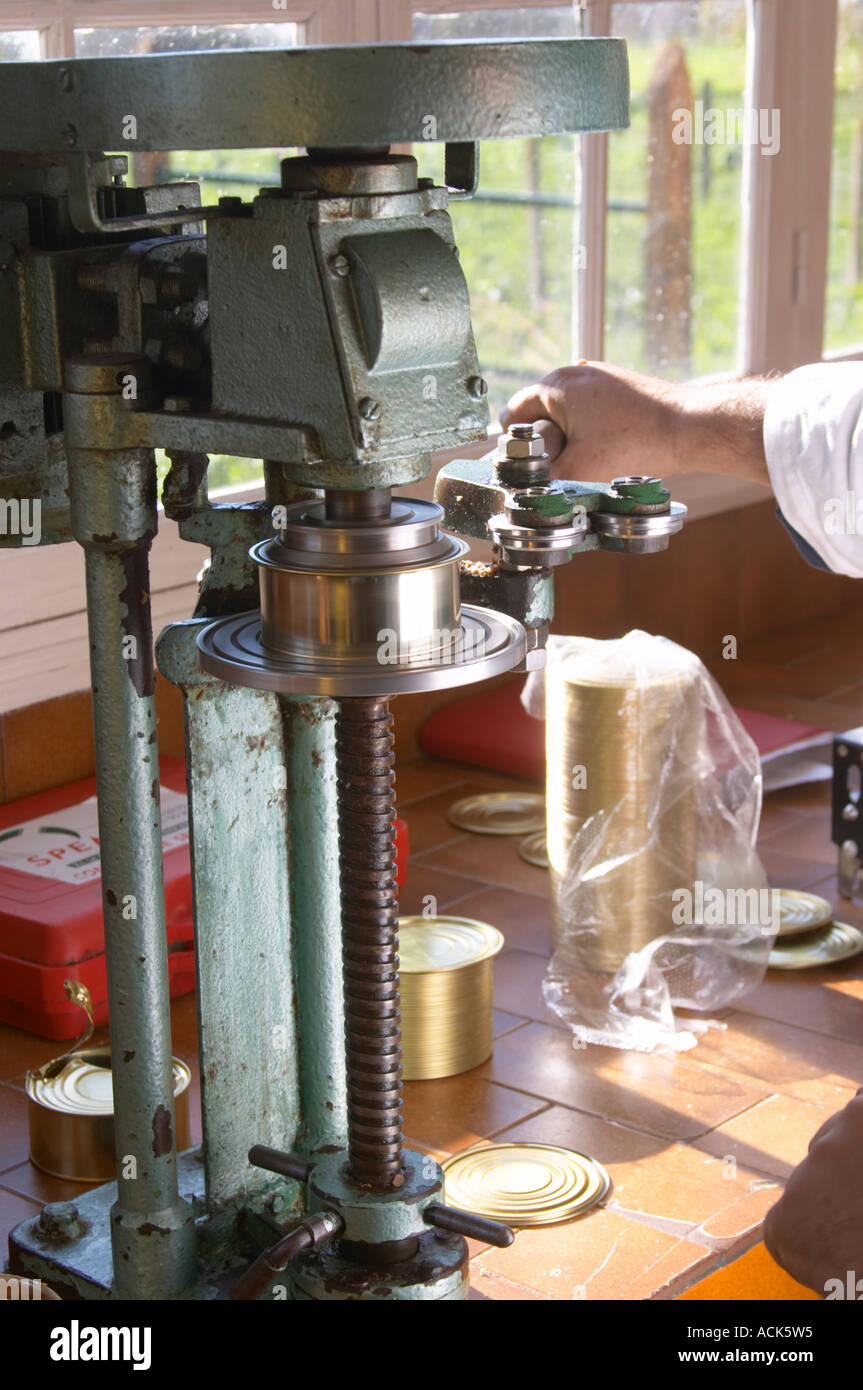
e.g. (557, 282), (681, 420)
(65, 356), (196, 1299)
(281, 697), (348, 1156)
(156, 624), (302, 1222)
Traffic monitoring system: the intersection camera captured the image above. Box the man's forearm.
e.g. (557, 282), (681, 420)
(501, 362), (779, 488)
(675, 377), (778, 486)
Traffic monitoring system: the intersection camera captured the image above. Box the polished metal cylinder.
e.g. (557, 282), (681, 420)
(253, 497), (468, 667)
(257, 551), (465, 664)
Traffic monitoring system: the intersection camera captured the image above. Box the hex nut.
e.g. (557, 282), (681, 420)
(496, 430), (546, 461)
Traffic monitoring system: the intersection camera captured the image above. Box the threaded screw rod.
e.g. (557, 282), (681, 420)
(334, 695), (405, 1190)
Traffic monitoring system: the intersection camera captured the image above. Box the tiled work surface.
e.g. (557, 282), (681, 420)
(3, 611), (863, 1300)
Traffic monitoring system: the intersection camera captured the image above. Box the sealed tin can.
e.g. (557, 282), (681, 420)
(399, 915), (503, 1080)
(27, 1046), (191, 1182)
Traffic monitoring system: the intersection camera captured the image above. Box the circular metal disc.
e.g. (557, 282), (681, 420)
(2, 40), (630, 154)
(591, 501), (687, 540)
(777, 889), (834, 938)
(518, 830), (549, 868)
(768, 920), (863, 970)
(446, 791), (545, 835)
(197, 604), (525, 696)
(443, 1142), (611, 1226)
(398, 915), (504, 972)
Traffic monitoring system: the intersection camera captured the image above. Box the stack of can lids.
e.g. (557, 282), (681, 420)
(770, 889), (863, 970)
(443, 1142), (610, 1226)
(399, 916), (503, 1080)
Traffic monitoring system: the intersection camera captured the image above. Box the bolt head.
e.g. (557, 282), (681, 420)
(329, 253), (351, 278)
(38, 1202), (83, 1243)
(498, 430), (545, 461)
(843, 804), (860, 822)
(467, 376), (488, 400)
(358, 397), (382, 422)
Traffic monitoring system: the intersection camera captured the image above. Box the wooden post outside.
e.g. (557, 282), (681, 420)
(646, 42), (693, 377)
(701, 79), (713, 201)
(846, 116), (863, 285)
(526, 140), (545, 310)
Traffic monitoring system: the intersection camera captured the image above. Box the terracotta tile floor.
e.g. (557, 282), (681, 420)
(3, 611), (863, 1300)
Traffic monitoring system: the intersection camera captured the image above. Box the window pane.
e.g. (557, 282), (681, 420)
(413, 8), (583, 421)
(608, 1), (747, 379)
(826, 0), (863, 352)
(74, 24), (300, 58)
(0, 30), (41, 60)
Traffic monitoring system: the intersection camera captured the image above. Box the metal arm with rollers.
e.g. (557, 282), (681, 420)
(0, 38), (683, 1300)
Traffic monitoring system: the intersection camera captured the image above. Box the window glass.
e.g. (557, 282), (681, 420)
(0, 30), (41, 60)
(413, 8), (583, 420)
(608, 1), (747, 379)
(73, 24), (299, 58)
(826, 0), (863, 352)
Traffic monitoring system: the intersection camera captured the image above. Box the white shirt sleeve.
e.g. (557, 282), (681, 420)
(763, 362), (863, 577)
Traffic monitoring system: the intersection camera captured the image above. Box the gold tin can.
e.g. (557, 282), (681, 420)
(27, 1046), (192, 1183)
(399, 916), (504, 1081)
(443, 1141), (611, 1226)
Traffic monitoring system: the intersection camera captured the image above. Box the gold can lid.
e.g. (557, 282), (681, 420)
(27, 1047), (191, 1116)
(442, 1142), (610, 1226)
(777, 888), (834, 938)
(769, 920), (863, 970)
(398, 916), (504, 973)
(446, 791), (545, 836)
(518, 831), (549, 868)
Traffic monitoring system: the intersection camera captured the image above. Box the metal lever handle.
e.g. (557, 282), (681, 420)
(231, 1210), (344, 1301)
(248, 1143), (313, 1184)
(424, 1203), (514, 1248)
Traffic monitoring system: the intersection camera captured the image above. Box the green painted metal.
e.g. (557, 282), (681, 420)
(291, 1231), (468, 1301)
(67, 429), (196, 1299)
(280, 697), (348, 1157)
(525, 574), (555, 627)
(307, 1150), (441, 1245)
(458, 565), (555, 631)
(156, 622), (302, 1222)
(205, 190), (487, 488)
(435, 456), (612, 539)
(599, 478), (672, 512)
(0, 42), (630, 154)
(509, 489), (574, 521)
(7, 1152), (249, 1300)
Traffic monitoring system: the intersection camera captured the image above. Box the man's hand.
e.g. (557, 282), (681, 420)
(763, 1090), (863, 1295)
(501, 362), (777, 486)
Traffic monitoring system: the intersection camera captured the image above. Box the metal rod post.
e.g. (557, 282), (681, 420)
(67, 356), (196, 1299)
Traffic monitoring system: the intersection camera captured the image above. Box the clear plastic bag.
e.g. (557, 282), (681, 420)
(523, 630), (775, 1053)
